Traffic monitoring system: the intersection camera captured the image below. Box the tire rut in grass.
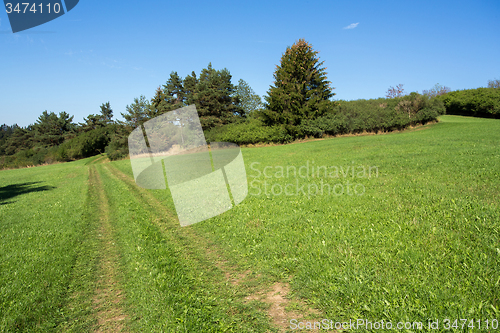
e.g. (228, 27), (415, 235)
(102, 163), (326, 332)
(89, 166), (128, 332)
(89, 154), (110, 165)
(102, 164), (253, 285)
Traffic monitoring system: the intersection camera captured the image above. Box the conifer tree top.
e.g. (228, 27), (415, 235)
(263, 39), (335, 128)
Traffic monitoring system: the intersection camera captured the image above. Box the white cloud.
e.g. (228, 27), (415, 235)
(343, 22), (359, 30)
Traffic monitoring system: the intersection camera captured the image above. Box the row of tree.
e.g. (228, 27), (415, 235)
(1, 111), (75, 156)
(1, 38), (498, 169)
(0, 63), (265, 167)
(384, 81), (500, 118)
(0, 102), (115, 156)
(122, 64), (262, 130)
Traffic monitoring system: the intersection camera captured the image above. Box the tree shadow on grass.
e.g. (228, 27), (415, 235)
(0, 181), (56, 205)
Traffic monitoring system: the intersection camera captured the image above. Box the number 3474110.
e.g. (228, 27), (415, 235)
(5, 3), (62, 14)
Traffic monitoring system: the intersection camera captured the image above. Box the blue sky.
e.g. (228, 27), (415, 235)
(1, 0), (499, 127)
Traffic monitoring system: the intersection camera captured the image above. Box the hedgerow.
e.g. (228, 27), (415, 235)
(439, 87), (500, 118)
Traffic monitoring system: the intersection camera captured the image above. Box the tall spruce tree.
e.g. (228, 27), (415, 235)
(262, 39), (334, 131)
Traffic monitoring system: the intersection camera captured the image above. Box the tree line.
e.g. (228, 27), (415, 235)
(1, 39), (498, 169)
(122, 63), (260, 130)
(0, 63), (263, 168)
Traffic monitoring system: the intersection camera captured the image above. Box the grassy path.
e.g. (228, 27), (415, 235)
(99, 162), (323, 332)
(0, 159), (100, 332)
(90, 162), (281, 332)
(88, 165), (128, 332)
(3, 116), (497, 331)
(0, 154), (292, 332)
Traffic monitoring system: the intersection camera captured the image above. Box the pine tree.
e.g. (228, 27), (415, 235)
(262, 39), (334, 131)
(150, 86), (170, 118)
(234, 79), (263, 115)
(0, 124), (18, 155)
(100, 102), (114, 124)
(196, 63), (243, 129)
(80, 102), (114, 132)
(3, 125), (34, 155)
(163, 71), (184, 106)
(121, 95), (151, 128)
(183, 71), (198, 106)
(150, 72), (188, 118)
(80, 114), (103, 132)
(33, 111), (75, 147)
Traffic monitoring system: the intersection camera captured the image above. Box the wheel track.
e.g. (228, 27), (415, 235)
(99, 163), (327, 332)
(101, 163), (238, 277)
(97, 163), (276, 330)
(88, 165), (129, 332)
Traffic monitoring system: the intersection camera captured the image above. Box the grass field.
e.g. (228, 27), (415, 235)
(1, 115), (499, 332)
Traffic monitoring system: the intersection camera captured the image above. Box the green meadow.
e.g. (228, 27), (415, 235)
(1, 115), (499, 332)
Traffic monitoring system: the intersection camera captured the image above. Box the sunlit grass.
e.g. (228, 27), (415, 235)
(191, 115), (500, 325)
(1, 116), (499, 331)
(112, 115), (500, 326)
(0, 157), (100, 331)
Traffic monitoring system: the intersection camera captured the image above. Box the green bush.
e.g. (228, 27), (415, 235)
(439, 87), (500, 117)
(204, 118), (292, 145)
(204, 93), (443, 145)
(0, 146), (57, 169)
(299, 93), (444, 138)
(105, 135), (129, 161)
(58, 127), (111, 160)
(105, 125), (130, 161)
